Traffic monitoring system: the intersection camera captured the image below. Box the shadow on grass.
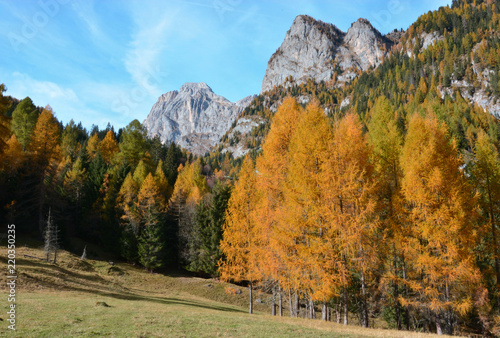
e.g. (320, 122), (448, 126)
(14, 256), (246, 315)
(55, 284), (247, 314)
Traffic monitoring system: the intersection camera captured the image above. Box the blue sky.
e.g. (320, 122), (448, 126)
(0, 0), (450, 130)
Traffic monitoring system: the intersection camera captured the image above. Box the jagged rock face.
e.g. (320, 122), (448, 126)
(261, 15), (344, 93)
(340, 18), (389, 71)
(143, 82), (254, 155)
(261, 15), (393, 93)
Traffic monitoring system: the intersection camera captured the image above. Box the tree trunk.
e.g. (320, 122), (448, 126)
(436, 313), (443, 335)
(272, 286), (276, 316)
(392, 245), (401, 330)
(336, 303), (341, 323)
(294, 290), (299, 318)
(322, 302), (327, 321)
(342, 252), (348, 325)
(402, 256), (410, 330)
(343, 288), (348, 325)
(489, 204), (500, 312)
(249, 282), (253, 314)
(278, 284), (283, 317)
(360, 269), (369, 328)
(289, 289), (294, 317)
(310, 299), (315, 319)
(445, 279), (453, 335)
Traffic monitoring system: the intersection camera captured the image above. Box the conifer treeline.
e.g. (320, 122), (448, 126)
(220, 96), (500, 335)
(0, 84), (234, 274)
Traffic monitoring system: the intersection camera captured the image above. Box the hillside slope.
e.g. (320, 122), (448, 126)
(0, 243), (438, 337)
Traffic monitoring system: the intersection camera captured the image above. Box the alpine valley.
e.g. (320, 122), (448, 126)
(2, 1), (500, 337)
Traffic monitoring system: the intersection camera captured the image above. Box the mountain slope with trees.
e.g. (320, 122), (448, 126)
(1, 0), (500, 336)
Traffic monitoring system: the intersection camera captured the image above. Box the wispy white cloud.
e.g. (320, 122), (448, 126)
(3, 72), (112, 128)
(9, 72), (78, 102)
(123, 2), (178, 95)
(72, 0), (100, 36)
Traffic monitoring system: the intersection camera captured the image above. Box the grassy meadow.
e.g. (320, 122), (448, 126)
(0, 240), (442, 337)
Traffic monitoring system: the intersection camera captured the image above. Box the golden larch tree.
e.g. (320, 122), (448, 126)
(367, 96), (407, 329)
(99, 130), (119, 164)
(220, 155), (262, 314)
(321, 113), (377, 327)
(400, 113), (484, 335)
(280, 101), (341, 319)
(255, 97), (303, 314)
(470, 130), (500, 311)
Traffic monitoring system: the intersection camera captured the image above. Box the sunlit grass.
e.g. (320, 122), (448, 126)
(0, 244), (441, 337)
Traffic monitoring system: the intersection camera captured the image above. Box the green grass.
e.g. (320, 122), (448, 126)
(0, 243), (442, 337)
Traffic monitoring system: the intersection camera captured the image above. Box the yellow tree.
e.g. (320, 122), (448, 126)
(117, 172), (140, 262)
(470, 130), (500, 311)
(63, 157), (87, 207)
(220, 155), (261, 314)
(169, 159), (208, 265)
(367, 96), (407, 329)
(255, 97), (303, 316)
(29, 105), (60, 165)
(99, 130), (119, 164)
(29, 105), (61, 237)
(401, 113), (483, 335)
(322, 113), (377, 327)
(154, 160), (172, 199)
(1, 134), (24, 174)
(281, 101), (342, 320)
(86, 133), (99, 159)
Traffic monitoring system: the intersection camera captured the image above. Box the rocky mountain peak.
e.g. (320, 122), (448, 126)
(179, 82), (213, 93)
(143, 82), (254, 155)
(261, 15), (392, 93)
(343, 18), (391, 71)
(262, 15), (343, 93)
(288, 15), (343, 41)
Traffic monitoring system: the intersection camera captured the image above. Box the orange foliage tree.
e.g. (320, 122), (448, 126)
(400, 113), (484, 335)
(100, 130), (119, 164)
(219, 155), (262, 314)
(254, 97), (303, 316)
(321, 113), (378, 327)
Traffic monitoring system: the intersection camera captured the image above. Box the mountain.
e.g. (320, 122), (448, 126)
(261, 15), (394, 93)
(143, 82), (255, 155)
(217, 4), (500, 159)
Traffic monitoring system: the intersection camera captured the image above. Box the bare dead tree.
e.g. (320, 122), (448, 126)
(44, 208), (59, 263)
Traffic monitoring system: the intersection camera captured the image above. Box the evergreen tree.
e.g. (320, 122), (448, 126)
(10, 96), (38, 150)
(189, 181), (231, 275)
(119, 120), (148, 168)
(61, 120), (80, 160)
